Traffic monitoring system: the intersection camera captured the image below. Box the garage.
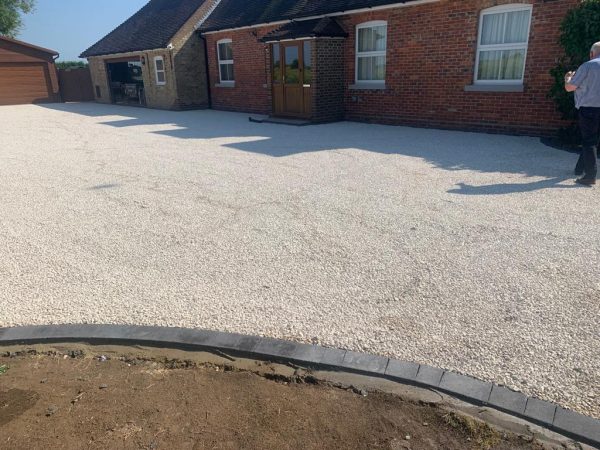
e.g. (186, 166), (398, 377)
(0, 36), (60, 106)
(105, 57), (146, 106)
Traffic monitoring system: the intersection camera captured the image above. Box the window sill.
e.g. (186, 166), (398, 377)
(215, 82), (235, 88)
(349, 83), (386, 91)
(464, 84), (524, 93)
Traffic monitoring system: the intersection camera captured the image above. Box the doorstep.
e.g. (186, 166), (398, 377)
(249, 115), (312, 126)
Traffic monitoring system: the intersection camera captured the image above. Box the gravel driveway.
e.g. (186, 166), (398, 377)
(1, 103), (598, 419)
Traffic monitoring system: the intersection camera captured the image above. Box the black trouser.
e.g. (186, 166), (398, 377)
(575, 107), (600, 180)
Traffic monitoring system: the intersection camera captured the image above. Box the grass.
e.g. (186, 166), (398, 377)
(443, 412), (501, 450)
(0, 364), (8, 375)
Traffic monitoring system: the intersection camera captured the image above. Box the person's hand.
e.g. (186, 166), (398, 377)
(565, 71), (576, 83)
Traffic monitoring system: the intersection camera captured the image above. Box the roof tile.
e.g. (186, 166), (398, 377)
(200, 0), (422, 33)
(260, 17), (348, 42)
(81, 0), (208, 58)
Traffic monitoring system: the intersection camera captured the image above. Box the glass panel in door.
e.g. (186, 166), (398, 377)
(285, 45), (300, 84)
(272, 44), (282, 83)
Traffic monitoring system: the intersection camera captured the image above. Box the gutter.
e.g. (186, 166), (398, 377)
(199, 0), (440, 35)
(202, 36), (212, 108)
(79, 47), (168, 60)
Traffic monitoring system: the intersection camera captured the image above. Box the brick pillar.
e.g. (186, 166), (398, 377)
(312, 38), (345, 123)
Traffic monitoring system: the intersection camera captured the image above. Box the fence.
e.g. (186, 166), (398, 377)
(58, 67), (94, 102)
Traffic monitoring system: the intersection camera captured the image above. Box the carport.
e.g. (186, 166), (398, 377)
(0, 36), (60, 106)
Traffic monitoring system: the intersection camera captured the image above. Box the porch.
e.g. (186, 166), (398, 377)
(260, 18), (348, 122)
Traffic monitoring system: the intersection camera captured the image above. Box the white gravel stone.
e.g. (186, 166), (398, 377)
(1, 103), (599, 419)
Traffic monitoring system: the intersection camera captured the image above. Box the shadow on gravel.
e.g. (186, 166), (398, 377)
(448, 177), (580, 195)
(40, 103), (581, 195)
(87, 183), (121, 190)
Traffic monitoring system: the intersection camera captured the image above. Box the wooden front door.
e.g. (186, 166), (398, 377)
(272, 41), (312, 119)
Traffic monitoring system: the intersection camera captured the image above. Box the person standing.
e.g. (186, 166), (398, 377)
(565, 42), (600, 186)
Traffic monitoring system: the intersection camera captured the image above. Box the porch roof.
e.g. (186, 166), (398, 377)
(199, 0), (429, 33)
(260, 18), (348, 42)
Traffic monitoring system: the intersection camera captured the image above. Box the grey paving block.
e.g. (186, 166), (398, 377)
(98, 325), (220, 348)
(415, 364), (444, 387)
(385, 359), (419, 381)
(189, 328), (235, 345)
(254, 338), (311, 359)
(24, 325), (168, 347)
(88, 324), (136, 339)
(66, 324), (117, 339)
(107, 326), (260, 353)
(252, 338), (346, 368)
(439, 372), (492, 403)
(203, 331), (257, 351)
(234, 335), (262, 353)
(291, 344), (327, 364)
(488, 386), (527, 415)
(126, 326), (200, 344)
(318, 347), (346, 367)
(132, 326), (186, 343)
(2, 324), (150, 343)
(340, 350), (389, 374)
(1, 324), (69, 342)
(0, 325), (49, 341)
(553, 407), (600, 446)
(93, 325), (206, 346)
(524, 397), (557, 426)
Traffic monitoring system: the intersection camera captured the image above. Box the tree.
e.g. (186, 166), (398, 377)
(0, 0), (35, 38)
(549, 0), (600, 144)
(56, 61), (89, 70)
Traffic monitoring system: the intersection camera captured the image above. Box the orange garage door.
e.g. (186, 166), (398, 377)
(0, 63), (53, 105)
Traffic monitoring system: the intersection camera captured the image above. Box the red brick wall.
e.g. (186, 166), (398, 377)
(204, 0), (579, 135)
(204, 27), (278, 115)
(340, 0), (578, 135)
(312, 39), (346, 123)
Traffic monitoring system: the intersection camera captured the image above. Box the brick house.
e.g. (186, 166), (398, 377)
(80, 0), (217, 110)
(198, 0), (579, 135)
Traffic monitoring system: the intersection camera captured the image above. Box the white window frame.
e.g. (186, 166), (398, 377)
(217, 38), (234, 84)
(474, 4), (533, 85)
(355, 20), (387, 86)
(154, 56), (166, 86)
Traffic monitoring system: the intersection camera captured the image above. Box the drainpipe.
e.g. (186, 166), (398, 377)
(201, 35), (212, 109)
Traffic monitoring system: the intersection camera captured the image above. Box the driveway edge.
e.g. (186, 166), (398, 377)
(0, 324), (598, 447)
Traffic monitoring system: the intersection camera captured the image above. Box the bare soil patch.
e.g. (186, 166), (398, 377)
(0, 347), (549, 450)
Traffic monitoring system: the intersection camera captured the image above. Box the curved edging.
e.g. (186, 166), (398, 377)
(1, 324), (598, 447)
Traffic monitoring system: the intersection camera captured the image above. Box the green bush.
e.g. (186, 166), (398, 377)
(550, 0), (600, 145)
(56, 61), (88, 70)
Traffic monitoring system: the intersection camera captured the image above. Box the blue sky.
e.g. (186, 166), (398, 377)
(18, 0), (148, 61)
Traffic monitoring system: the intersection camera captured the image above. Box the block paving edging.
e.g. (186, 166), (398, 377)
(0, 324), (598, 447)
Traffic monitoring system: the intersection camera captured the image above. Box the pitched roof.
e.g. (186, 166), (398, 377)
(80, 0), (208, 58)
(199, 0), (423, 33)
(260, 18), (348, 42)
(0, 36), (59, 56)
